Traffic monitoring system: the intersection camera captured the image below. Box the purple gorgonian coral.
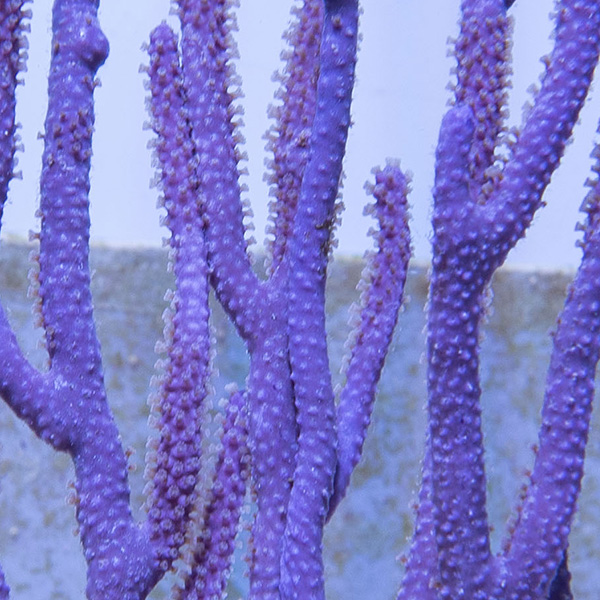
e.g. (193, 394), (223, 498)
(0, 0), (409, 598)
(0, 0), (599, 599)
(398, 1), (600, 599)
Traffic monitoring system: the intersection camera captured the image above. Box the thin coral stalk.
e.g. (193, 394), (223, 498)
(329, 162), (411, 516)
(145, 21), (211, 576)
(264, 0), (323, 273)
(0, 0), (27, 227)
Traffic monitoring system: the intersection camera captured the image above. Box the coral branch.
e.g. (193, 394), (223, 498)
(244, 308), (297, 600)
(37, 0), (108, 375)
(264, 0), (323, 272)
(0, 303), (59, 445)
(30, 3), (158, 598)
(329, 162), (410, 516)
(453, 0), (511, 194)
(145, 22), (211, 573)
(175, 389), (249, 600)
(281, 1), (359, 597)
(419, 2), (600, 598)
(426, 240), (496, 599)
(499, 157), (600, 600)
(0, 0), (27, 227)
(175, 0), (262, 340)
(397, 447), (439, 600)
(487, 0), (600, 258)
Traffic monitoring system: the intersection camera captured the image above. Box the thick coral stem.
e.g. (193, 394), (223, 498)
(245, 315), (297, 600)
(281, 0), (359, 597)
(426, 277), (495, 600)
(426, 104), (495, 600)
(37, 0), (108, 378)
(34, 3), (158, 598)
(74, 435), (157, 600)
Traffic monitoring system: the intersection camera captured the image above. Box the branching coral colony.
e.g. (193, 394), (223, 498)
(0, 0), (599, 598)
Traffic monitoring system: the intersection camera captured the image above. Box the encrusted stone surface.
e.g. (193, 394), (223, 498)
(0, 244), (597, 599)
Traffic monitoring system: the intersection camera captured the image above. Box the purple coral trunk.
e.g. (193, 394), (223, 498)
(399, 1), (600, 599)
